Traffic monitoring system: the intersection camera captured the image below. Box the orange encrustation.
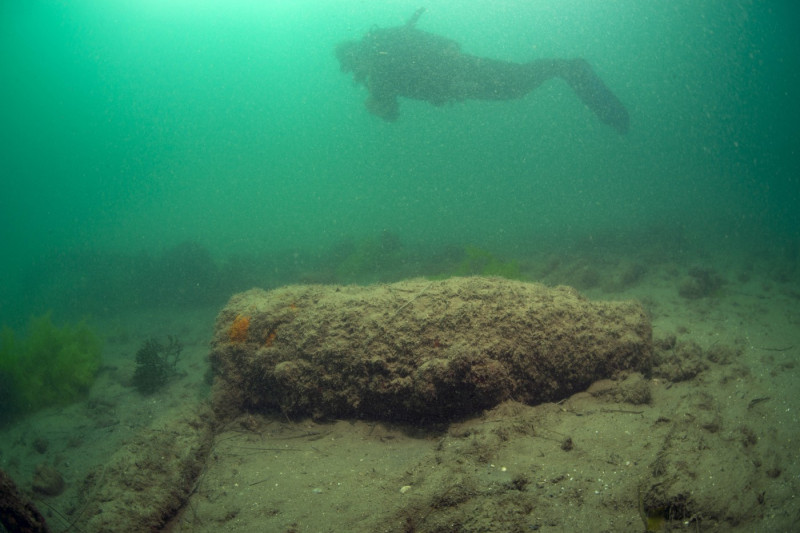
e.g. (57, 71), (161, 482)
(265, 329), (277, 347)
(229, 314), (250, 343)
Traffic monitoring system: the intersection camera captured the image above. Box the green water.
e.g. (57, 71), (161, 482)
(1, 0), (798, 321)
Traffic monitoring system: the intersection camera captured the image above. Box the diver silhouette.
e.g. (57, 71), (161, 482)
(336, 8), (630, 133)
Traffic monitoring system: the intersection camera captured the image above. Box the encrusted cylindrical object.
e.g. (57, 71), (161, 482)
(209, 277), (652, 421)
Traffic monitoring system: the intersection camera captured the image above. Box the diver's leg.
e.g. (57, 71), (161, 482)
(453, 56), (629, 133)
(555, 58), (630, 134)
(455, 57), (559, 100)
(365, 94), (399, 121)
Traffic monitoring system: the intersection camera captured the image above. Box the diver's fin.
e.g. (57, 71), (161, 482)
(563, 59), (630, 134)
(406, 7), (426, 28)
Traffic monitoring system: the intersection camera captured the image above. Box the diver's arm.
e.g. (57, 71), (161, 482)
(365, 94), (399, 121)
(365, 78), (400, 121)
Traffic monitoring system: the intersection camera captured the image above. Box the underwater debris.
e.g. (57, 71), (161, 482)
(132, 336), (182, 394)
(678, 265), (725, 299)
(32, 464), (65, 497)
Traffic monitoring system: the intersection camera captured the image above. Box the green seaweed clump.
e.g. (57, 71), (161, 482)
(0, 314), (102, 424)
(333, 230), (404, 283)
(452, 245), (522, 279)
(132, 336), (182, 394)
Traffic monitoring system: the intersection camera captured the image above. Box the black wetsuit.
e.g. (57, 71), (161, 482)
(336, 10), (630, 133)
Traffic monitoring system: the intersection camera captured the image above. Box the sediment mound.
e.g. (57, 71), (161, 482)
(209, 277), (652, 421)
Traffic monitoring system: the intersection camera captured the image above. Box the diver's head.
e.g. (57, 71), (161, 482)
(335, 40), (361, 73)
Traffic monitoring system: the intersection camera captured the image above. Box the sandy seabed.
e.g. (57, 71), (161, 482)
(1, 260), (798, 532)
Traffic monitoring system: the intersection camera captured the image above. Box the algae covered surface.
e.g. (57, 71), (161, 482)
(209, 278), (652, 421)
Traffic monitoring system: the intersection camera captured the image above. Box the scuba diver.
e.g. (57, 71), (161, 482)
(335, 8), (630, 133)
